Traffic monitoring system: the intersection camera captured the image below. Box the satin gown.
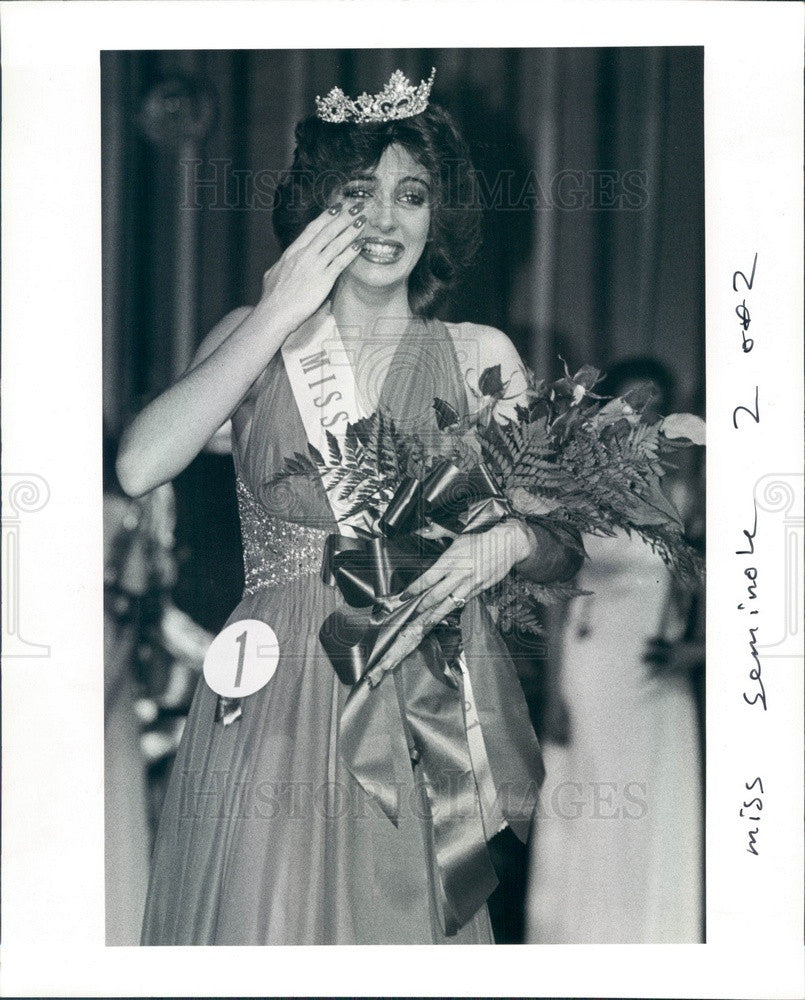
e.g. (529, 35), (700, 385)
(141, 308), (542, 945)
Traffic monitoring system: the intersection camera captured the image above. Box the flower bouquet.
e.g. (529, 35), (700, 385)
(276, 359), (705, 637)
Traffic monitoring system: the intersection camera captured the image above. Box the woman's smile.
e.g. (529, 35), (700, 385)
(355, 236), (405, 264)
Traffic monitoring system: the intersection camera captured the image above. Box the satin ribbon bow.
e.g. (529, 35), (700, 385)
(319, 459), (544, 934)
(319, 459), (509, 687)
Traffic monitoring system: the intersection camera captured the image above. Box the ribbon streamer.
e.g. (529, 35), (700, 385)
(318, 459), (545, 934)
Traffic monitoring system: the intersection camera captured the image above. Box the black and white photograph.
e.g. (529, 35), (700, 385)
(2, 2), (802, 997)
(102, 47), (706, 947)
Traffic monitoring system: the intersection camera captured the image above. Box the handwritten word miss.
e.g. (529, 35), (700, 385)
(740, 776), (764, 856)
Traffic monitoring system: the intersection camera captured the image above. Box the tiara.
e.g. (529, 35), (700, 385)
(315, 67), (436, 124)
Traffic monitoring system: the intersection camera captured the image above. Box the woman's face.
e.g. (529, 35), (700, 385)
(337, 142), (431, 295)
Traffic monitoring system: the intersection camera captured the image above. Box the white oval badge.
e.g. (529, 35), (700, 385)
(203, 619), (280, 698)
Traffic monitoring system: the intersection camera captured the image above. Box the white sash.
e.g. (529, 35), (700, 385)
(281, 308), (365, 534)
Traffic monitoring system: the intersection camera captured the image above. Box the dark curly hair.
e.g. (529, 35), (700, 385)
(272, 103), (481, 316)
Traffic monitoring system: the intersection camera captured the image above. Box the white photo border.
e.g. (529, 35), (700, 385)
(2, 1), (802, 997)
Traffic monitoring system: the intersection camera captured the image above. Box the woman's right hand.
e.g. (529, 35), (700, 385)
(260, 203), (365, 333)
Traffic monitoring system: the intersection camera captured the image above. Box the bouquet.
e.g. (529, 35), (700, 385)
(276, 360), (705, 637)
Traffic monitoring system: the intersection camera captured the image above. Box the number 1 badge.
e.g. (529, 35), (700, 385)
(203, 619), (280, 698)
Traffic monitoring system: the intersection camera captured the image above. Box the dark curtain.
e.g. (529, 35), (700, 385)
(101, 46), (704, 626)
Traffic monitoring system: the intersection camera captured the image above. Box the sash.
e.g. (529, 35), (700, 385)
(280, 307), (367, 535)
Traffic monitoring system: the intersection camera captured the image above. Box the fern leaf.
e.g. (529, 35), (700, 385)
(325, 430), (342, 466)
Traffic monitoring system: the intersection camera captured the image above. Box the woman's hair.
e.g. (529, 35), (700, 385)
(272, 103), (481, 316)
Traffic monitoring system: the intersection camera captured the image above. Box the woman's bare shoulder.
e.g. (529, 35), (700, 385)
(444, 321), (528, 415)
(445, 320), (523, 366)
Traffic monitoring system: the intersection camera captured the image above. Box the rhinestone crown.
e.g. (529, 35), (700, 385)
(315, 67), (436, 124)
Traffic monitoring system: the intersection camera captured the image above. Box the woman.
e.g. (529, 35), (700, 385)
(525, 359), (703, 944)
(119, 69), (581, 945)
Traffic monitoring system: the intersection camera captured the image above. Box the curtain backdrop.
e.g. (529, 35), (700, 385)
(102, 47), (704, 629)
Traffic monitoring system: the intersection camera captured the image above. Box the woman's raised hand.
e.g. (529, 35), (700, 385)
(260, 204), (365, 334)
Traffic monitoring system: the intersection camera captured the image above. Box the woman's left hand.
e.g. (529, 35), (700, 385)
(370, 520), (535, 674)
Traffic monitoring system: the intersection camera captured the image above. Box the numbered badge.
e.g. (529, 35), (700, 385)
(203, 619), (279, 699)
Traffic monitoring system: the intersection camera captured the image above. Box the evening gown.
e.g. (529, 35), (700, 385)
(525, 530), (703, 943)
(141, 307), (537, 945)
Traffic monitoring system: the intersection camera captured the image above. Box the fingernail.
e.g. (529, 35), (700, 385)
(353, 216), (366, 228)
(348, 203), (363, 216)
(399, 591), (412, 601)
(351, 240), (363, 251)
(328, 203), (343, 215)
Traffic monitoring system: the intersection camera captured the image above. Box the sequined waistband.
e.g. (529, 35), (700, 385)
(236, 477), (330, 594)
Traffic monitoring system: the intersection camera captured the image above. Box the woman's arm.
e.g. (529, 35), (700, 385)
(116, 204), (365, 498)
(116, 302), (280, 497)
(502, 517), (584, 584)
